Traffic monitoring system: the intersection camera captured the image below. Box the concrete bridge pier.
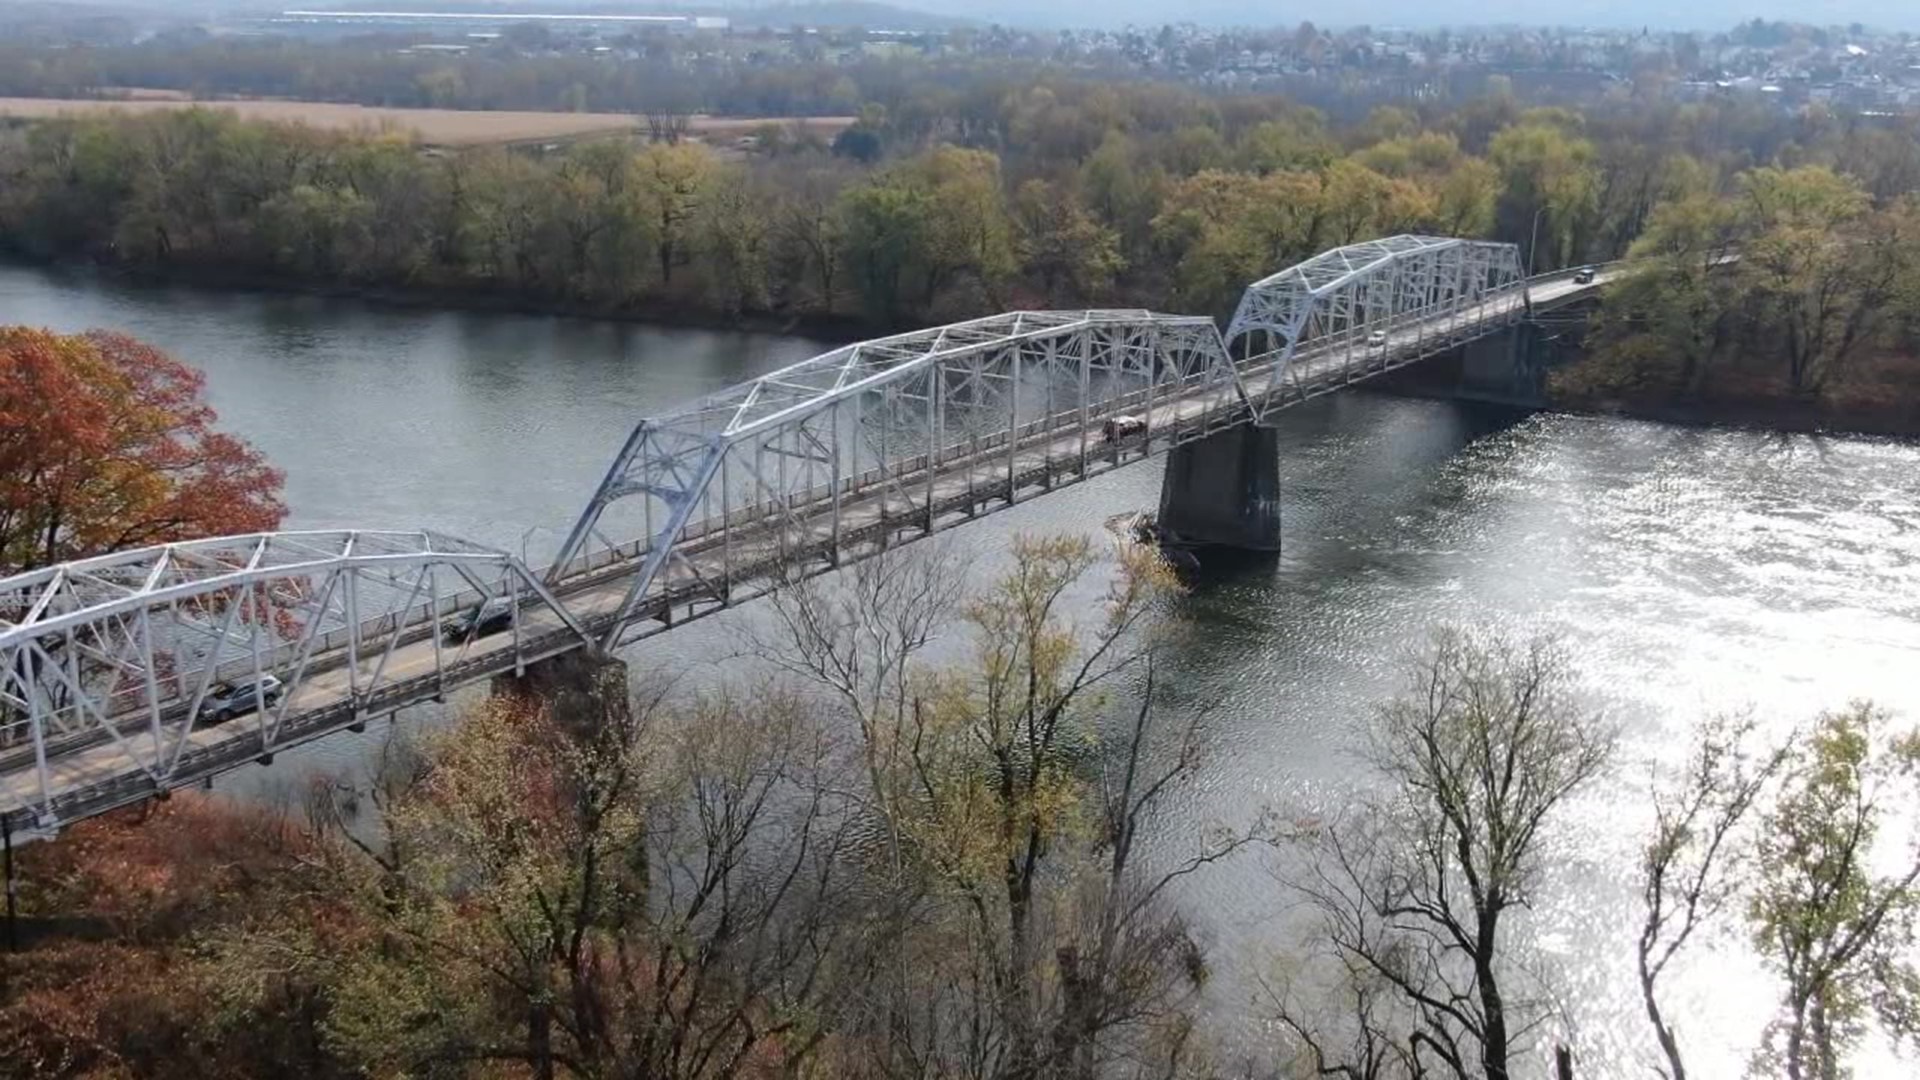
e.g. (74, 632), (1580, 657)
(1156, 424), (1282, 551)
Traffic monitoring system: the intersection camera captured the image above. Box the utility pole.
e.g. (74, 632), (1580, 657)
(1527, 206), (1549, 277)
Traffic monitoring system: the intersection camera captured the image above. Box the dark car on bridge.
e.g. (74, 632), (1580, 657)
(1102, 415), (1147, 442)
(198, 674), (284, 726)
(1572, 266), (1597, 284)
(444, 595), (514, 642)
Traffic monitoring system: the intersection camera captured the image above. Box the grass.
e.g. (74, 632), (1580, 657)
(0, 96), (853, 147)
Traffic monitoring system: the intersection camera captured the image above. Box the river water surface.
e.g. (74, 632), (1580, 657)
(7, 263), (1919, 1076)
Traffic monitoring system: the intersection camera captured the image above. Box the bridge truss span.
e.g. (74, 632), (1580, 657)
(0, 530), (589, 832)
(550, 310), (1250, 649)
(0, 235), (1553, 836)
(1226, 235), (1527, 418)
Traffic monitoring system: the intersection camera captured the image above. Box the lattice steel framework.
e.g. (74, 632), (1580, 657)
(0, 239), (1545, 836)
(1226, 235), (1526, 419)
(0, 531), (588, 831)
(550, 310), (1246, 649)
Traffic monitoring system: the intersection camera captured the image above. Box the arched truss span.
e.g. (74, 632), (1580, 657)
(1225, 235), (1526, 419)
(0, 530), (589, 830)
(550, 310), (1246, 649)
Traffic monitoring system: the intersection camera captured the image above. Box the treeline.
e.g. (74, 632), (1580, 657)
(12, 83), (1917, 333)
(0, 37), (1000, 118)
(3, 541), (1917, 1080)
(1568, 165), (1920, 408)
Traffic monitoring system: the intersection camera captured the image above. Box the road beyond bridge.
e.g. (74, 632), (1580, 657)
(0, 237), (1614, 836)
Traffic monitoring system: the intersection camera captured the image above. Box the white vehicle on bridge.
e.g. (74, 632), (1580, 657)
(1366, 329), (1389, 348)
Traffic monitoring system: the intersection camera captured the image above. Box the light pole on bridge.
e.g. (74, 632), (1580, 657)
(1526, 206), (1549, 277)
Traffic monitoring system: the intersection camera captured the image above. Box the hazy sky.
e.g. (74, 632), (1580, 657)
(909, 0), (1920, 32)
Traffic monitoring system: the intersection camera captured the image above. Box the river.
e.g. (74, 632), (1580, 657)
(7, 262), (1919, 1076)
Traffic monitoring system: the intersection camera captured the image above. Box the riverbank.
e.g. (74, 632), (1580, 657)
(17, 255), (1919, 443)
(9, 256), (884, 343)
(1545, 349), (1920, 441)
(1547, 392), (1920, 441)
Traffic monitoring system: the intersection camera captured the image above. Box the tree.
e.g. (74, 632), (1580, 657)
(284, 661), (875, 1080)
(1636, 714), (1789, 1080)
(771, 160), (855, 315)
(1431, 157), (1500, 237)
(634, 142), (716, 288)
(1269, 629), (1615, 1080)
(1749, 702), (1920, 1080)
(0, 327), (284, 574)
(840, 178), (928, 325)
(1078, 130), (1164, 261)
(1736, 168), (1913, 395)
(841, 147), (1016, 323)
(698, 167), (772, 315)
(755, 539), (1249, 1079)
(1490, 122), (1599, 270)
(1567, 193), (1742, 400)
(1013, 180), (1124, 306)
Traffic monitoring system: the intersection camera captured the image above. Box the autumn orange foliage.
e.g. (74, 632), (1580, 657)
(0, 796), (343, 1079)
(0, 327), (285, 575)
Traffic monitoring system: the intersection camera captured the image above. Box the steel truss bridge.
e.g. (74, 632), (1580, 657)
(0, 236), (1610, 836)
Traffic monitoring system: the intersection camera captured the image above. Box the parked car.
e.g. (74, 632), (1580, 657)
(1102, 414), (1147, 442)
(199, 674), (284, 725)
(1572, 266), (1597, 284)
(1367, 329), (1389, 348)
(445, 596), (514, 641)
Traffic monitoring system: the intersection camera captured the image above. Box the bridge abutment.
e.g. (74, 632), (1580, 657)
(1156, 424), (1282, 551)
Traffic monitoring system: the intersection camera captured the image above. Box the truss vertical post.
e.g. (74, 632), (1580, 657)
(343, 568), (361, 703)
(28, 658), (51, 827)
(1077, 332), (1091, 476)
(925, 366), (940, 535)
(721, 452), (733, 597)
(1144, 323), (1160, 449)
(829, 403), (843, 562)
(849, 391), (863, 496)
(1006, 343), (1021, 503)
(139, 608), (162, 762)
(428, 565), (446, 700)
(509, 568), (525, 677)
(1044, 338), (1058, 489)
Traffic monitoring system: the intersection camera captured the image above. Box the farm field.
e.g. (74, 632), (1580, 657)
(0, 96), (854, 146)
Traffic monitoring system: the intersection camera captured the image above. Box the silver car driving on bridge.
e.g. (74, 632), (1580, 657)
(198, 674), (285, 726)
